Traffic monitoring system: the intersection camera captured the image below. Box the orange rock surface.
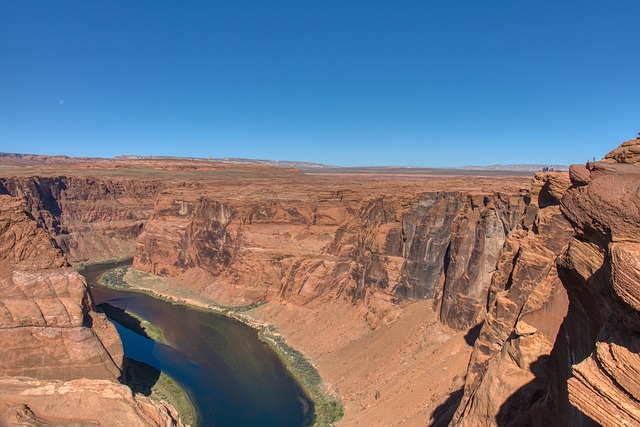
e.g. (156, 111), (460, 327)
(2, 139), (639, 426)
(0, 192), (183, 426)
(450, 137), (640, 427)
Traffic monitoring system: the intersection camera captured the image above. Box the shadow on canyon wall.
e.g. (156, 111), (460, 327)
(464, 323), (482, 346)
(495, 356), (549, 427)
(96, 304), (163, 395)
(430, 388), (464, 427)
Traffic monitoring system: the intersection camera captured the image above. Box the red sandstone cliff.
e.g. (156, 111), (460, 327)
(132, 187), (525, 328)
(0, 194), (182, 426)
(0, 160), (529, 425)
(446, 138), (640, 426)
(4, 146), (639, 426)
(0, 175), (161, 263)
(0, 162), (529, 330)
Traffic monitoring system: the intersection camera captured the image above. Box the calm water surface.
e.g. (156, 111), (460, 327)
(81, 262), (314, 427)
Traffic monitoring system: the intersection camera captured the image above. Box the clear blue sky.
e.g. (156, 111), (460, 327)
(1, 1), (638, 167)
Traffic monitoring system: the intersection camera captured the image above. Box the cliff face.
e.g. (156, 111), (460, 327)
(0, 160), (535, 425)
(0, 164), (529, 330)
(3, 146), (639, 425)
(133, 189), (525, 327)
(448, 172), (575, 426)
(449, 138), (640, 426)
(0, 176), (160, 263)
(0, 195), (122, 381)
(0, 194), (182, 426)
(558, 143), (640, 426)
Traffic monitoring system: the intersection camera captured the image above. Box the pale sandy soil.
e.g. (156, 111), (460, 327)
(251, 299), (471, 426)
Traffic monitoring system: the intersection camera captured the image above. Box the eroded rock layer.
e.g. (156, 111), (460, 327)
(559, 140), (640, 426)
(0, 378), (182, 427)
(133, 186), (525, 329)
(0, 157), (531, 425)
(0, 176), (160, 263)
(449, 137), (640, 426)
(449, 172), (574, 426)
(9, 145), (640, 426)
(0, 193), (182, 426)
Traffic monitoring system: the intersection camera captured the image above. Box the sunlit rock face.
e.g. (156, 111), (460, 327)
(0, 378), (183, 427)
(449, 172), (575, 426)
(0, 194), (123, 381)
(0, 161), (529, 328)
(0, 176), (159, 264)
(5, 146), (640, 426)
(133, 188), (525, 328)
(559, 142), (640, 427)
(0, 193), (182, 427)
(448, 138), (640, 427)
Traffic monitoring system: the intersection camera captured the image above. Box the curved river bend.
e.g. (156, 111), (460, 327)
(81, 262), (314, 427)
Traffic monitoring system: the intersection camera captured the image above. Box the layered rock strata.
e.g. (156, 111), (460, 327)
(0, 176), (160, 263)
(558, 140), (640, 426)
(448, 172), (574, 426)
(0, 161), (530, 329)
(0, 194), (182, 426)
(449, 137), (640, 426)
(134, 189), (525, 328)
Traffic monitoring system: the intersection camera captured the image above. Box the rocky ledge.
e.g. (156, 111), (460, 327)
(0, 194), (182, 426)
(446, 137), (640, 426)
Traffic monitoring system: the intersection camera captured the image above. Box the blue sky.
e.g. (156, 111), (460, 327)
(1, 1), (638, 167)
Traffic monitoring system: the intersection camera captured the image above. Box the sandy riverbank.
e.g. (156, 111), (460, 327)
(96, 266), (472, 426)
(97, 266), (343, 426)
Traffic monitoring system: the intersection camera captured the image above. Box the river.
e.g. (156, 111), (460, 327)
(81, 262), (314, 427)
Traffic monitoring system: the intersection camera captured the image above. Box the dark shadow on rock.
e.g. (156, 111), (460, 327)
(464, 323), (482, 346)
(429, 388), (463, 427)
(496, 356), (550, 427)
(122, 357), (161, 397)
(97, 303), (152, 340)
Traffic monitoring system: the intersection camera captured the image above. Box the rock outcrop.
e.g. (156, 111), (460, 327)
(0, 195), (67, 270)
(17, 151), (640, 426)
(603, 137), (640, 165)
(134, 188), (525, 328)
(448, 137), (640, 426)
(0, 193), (182, 426)
(558, 148), (640, 426)
(0, 377), (182, 427)
(0, 195), (122, 381)
(0, 176), (160, 263)
(448, 172), (574, 426)
(0, 161), (530, 329)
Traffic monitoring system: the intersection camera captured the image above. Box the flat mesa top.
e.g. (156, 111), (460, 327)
(0, 155), (533, 198)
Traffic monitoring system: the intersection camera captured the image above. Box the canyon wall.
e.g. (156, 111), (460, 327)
(0, 167), (528, 329)
(0, 194), (182, 426)
(133, 188), (525, 328)
(0, 176), (161, 263)
(448, 138), (640, 426)
(4, 145), (639, 426)
(0, 161), (531, 425)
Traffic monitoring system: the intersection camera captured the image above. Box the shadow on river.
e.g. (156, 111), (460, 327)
(81, 261), (314, 427)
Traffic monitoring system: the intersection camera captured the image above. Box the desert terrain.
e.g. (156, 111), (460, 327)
(0, 137), (639, 426)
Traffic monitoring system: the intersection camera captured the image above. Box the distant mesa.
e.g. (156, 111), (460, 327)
(460, 163), (568, 172)
(3, 152), (561, 175)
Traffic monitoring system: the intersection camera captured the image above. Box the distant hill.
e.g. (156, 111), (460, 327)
(3, 152), (564, 175)
(460, 164), (568, 172)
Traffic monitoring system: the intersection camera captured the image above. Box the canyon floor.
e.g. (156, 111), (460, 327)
(253, 299), (471, 426)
